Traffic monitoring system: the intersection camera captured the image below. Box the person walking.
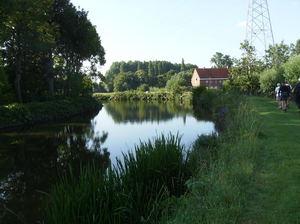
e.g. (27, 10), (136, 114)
(279, 82), (291, 113)
(285, 82), (293, 108)
(275, 83), (281, 109)
(293, 78), (300, 113)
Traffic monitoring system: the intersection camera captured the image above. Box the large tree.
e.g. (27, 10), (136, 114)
(265, 41), (292, 69)
(229, 41), (264, 92)
(210, 52), (233, 68)
(1, 0), (54, 103)
(0, 0), (105, 102)
(52, 0), (105, 96)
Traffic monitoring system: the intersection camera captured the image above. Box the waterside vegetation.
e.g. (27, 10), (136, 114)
(40, 89), (265, 224)
(0, 96), (102, 128)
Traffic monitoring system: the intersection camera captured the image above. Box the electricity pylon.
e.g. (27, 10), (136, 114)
(245, 0), (274, 58)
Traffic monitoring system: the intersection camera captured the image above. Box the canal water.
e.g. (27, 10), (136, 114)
(0, 101), (216, 223)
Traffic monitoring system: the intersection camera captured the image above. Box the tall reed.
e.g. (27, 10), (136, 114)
(42, 133), (192, 224)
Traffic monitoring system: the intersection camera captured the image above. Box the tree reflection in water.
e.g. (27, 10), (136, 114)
(0, 109), (110, 224)
(0, 101), (216, 223)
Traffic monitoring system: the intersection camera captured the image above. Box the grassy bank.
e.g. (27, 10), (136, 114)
(164, 95), (300, 223)
(38, 93), (300, 223)
(0, 96), (102, 128)
(241, 96), (300, 223)
(162, 92), (264, 223)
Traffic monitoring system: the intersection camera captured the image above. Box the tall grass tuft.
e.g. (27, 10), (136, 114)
(163, 91), (263, 223)
(42, 133), (192, 224)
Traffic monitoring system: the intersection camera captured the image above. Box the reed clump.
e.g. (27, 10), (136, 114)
(41, 134), (193, 224)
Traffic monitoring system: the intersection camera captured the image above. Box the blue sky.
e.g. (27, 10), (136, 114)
(70, 0), (300, 74)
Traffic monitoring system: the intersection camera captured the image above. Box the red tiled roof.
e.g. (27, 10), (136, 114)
(194, 68), (229, 79)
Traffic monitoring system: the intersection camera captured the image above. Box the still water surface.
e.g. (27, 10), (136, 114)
(0, 101), (215, 223)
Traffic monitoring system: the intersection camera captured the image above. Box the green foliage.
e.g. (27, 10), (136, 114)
(0, 96), (101, 128)
(163, 94), (263, 223)
(229, 41), (264, 92)
(191, 85), (207, 105)
(283, 55), (300, 84)
(0, 0), (105, 102)
(42, 133), (191, 224)
(93, 91), (174, 101)
(0, 93), (16, 105)
(0, 66), (10, 93)
(137, 83), (150, 92)
(105, 60), (197, 91)
(166, 78), (187, 97)
(80, 74), (94, 96)
(265, 40), (292, 69)
(259, 67), (284, 95)
(188, 133), (219, 174)
(210, 52), (233, 68)
(113, 72), (139, 92)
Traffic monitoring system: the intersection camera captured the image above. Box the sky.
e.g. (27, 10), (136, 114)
(70, 0), (300, 74)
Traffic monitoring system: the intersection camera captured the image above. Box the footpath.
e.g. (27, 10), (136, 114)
(246, 96), (300, 223)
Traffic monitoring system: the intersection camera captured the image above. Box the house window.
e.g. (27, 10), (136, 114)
(206, 80), (208, 83)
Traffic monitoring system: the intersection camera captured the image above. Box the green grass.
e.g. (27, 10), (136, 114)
(40, 94), (300, 223)
(242, 96), (300, 223)
(164, 95), (300, 224)
(41, 133), (192, 224)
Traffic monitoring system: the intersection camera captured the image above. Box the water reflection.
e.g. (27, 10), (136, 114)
(0, 101), (215, 224)
(0, 110), (109, 224)
(105, 101), (195, 124)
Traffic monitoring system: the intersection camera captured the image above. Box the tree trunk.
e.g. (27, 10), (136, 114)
(15, 55), (22, 103)
(47, 53), (55, 100)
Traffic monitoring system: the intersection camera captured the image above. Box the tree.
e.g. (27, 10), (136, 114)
(180, 58), (186, 71)
(283, 55), (300, 85)
(148, 61), (157, 86)
(259, 67), (284, 95)
(1, 0), (54, 103)
(166, 78), (187, 97)
(229, 41), (264, 92)
(113, 72), (139, 92)
(0, 0), (105, 102)
(53, 0), (105, 96)
(292, 39), (300, 55)
(210, 52), (233, 68)
(265, 41), (292, 69)
(137, 84), (150, 92)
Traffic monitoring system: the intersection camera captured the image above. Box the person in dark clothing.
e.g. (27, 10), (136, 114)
(279, 82), (291, 113)
(293, 78), (300, 113)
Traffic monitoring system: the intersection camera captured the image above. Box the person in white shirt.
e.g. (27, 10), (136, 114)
(275, 83), (281, 108)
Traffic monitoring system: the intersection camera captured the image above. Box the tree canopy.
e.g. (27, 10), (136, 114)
(0, 0), (105, 103)
(103, 60), (197, 92)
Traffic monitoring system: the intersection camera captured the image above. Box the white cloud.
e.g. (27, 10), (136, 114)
(236, 21), (247, 28)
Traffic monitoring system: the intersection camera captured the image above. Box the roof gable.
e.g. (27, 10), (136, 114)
(194, 68), (229, 79)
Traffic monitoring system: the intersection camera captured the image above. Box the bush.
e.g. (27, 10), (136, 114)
(137, 84), (150, 92)
(0, 97), (102, 128)
(0, 93), (16, 105)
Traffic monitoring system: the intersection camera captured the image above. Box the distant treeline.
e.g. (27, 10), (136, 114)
(97, 59), (198, 92)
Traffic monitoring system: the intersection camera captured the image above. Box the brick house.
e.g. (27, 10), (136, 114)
(191, 68), (229, 89)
